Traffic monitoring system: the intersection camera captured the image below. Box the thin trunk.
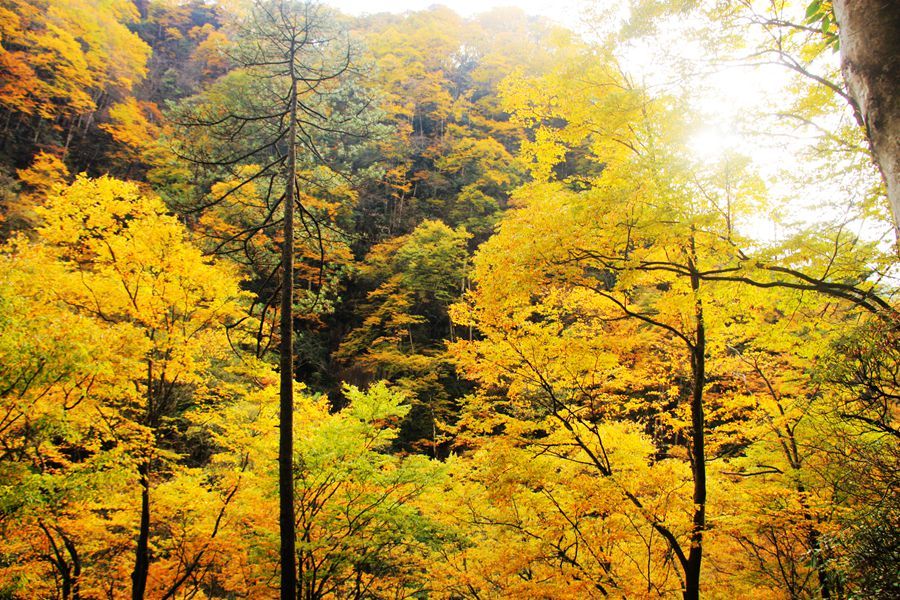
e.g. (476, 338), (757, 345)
(133, 0), (148, 19)
(64, 120), (76, 154)
(809, 514), (834, 599)
(132, 360), (154, 600)
(131, 461), (150, 600)
(297, 540), (306, 600)
(61, 532), (82, 600)
(796, 484), (842, 599)
(279, 37), (299, 600)
(82, 111), (94, 135)
(431, 406), (438, 458)
(39, 521), (80, 600)
(684, 235), (707, 600)
(754, 344), (840, 598)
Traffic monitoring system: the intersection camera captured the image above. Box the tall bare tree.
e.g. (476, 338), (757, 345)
(170, 2), (369, 596)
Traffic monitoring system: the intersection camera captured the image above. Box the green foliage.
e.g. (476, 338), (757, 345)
(804, 0), (839, 50)
(336, 220), (471, 453)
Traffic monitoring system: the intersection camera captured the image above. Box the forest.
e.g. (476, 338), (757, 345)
(0, 0), (897, 598)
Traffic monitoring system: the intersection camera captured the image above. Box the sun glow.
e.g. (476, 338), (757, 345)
(688, 126), (742, 161)
(328, 0), (585, 23)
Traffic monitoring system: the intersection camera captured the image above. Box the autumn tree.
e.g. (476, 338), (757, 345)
(36, 176), (246, 599)
(0, 174), (248, 599)
(627, 0), (896, 244)
(0, 238), (142, 599)
(0, 151), (70, 235)
(169, 376), (446, 599)
(292, 382), (444, 598)
(130, 0), (226, 104)
(449, 28), (894, 597)
(1, 3), (896, 599)
(811, 313), (900, 597)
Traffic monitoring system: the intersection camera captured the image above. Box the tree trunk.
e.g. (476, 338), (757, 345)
(39, 522), (81, 600)
(61, 532), (82, 600)
(832, 0), (900, 239)
(133, 0), (149, 19)
(684, 238), (707, 600)
(131, 461), (150, 600)
(279, 37), (299, 600)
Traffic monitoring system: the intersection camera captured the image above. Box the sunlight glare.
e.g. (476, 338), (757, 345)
(688, 126), (741, 161)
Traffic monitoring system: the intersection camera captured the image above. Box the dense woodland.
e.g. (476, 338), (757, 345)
(0, 0), (898, 598)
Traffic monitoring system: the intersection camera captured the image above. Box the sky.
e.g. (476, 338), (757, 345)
(327, 0), (585, 26)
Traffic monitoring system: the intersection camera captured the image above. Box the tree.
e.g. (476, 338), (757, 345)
(170, 2), (368, 595)
(1, 3), (897, 598)
(293, 382), (444, 599)
(176, 377), (446, 599)
(814, 313), (900, 597)
(354, 6), (555, 241)
(99, 98), (166, 178)
(830, 0), (900, 236)
(129, 0), (226, 104)
(0, 237), (142, 599)
(2, 151), (70, 234)
(34, 175), (247, 599)
(449, 30), (893, 597)
(617, 0), (895, 249)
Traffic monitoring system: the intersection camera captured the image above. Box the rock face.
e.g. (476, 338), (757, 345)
(832, 0), (900, 238)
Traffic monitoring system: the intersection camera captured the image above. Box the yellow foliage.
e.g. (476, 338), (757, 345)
(0, 0), (149, 119)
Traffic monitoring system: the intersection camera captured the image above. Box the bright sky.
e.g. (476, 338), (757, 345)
(328, 0), (585, 25)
